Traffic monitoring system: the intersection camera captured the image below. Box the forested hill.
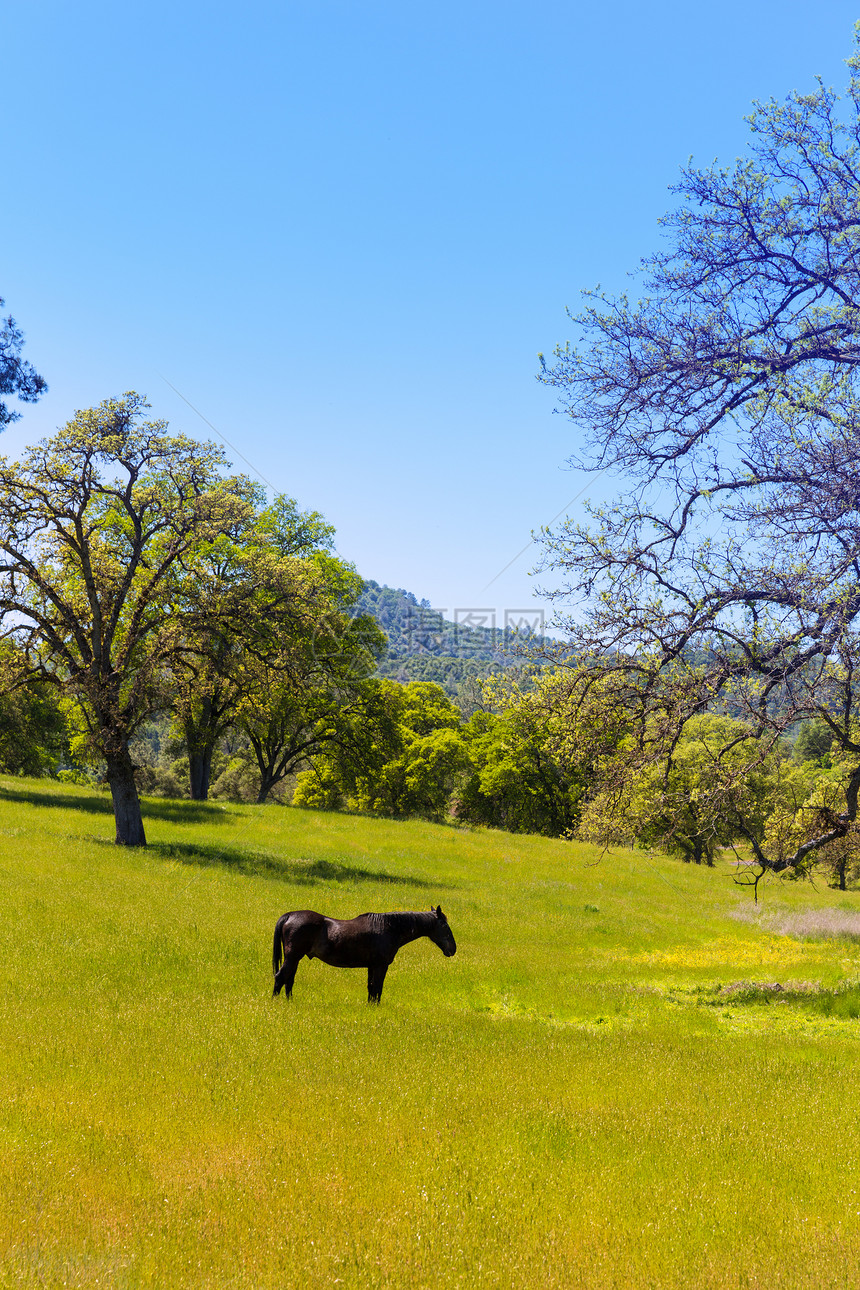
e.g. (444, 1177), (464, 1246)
(353, 581), (543, 700)
(355, 582), (502, 660)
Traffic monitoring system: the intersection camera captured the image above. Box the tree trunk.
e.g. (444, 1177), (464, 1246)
(188, 746), (213, 801)
(106, 749), (147, 846)
(185, 702), (218, 800)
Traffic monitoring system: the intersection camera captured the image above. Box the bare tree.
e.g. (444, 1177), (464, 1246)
(537, 35), (860, 893)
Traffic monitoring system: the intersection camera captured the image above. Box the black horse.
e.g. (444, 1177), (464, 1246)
(272, 905), (457, 1003)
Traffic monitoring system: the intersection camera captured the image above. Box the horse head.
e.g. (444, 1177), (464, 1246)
(429, 905), (457, 957)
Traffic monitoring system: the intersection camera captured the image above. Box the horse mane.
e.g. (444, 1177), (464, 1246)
(364, 911), (433, 935)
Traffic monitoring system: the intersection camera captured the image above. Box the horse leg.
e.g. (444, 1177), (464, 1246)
(273, 952), (301, 998)
(367, 962), (389, 1004)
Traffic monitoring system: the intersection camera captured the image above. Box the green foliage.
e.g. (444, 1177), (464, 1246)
(366, 726), (472, 820)
(0, 296), (46, 428)
(296, 669), (633, 834)
(209, 753), (263, 804)
(396, 680), (462, 735)
(0, 646), (65, 775)
(166, 490), (376, 803)
(379, 652), (490, 686)
(130, 716), (189, 799)
(289, 758), (344, 810)
(252, 492), (335, 556)
(294, 680), (469, 820)
(764, 755), (860, 890)
(457, 707), (577, 836)
(580, 714), (777, 864)
(457, 669), (628, 837)
(793, 720), (835, 766)
(234, 601), (385, 805)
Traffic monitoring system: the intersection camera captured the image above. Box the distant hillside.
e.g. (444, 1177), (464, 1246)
(353, 581), (545, 706)
(355, 582), (506, 661)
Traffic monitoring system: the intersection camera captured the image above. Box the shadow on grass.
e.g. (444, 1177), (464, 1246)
(0, 782), (452, 890)
(148, 839), (447, 889)
(0, 784), (230, 826)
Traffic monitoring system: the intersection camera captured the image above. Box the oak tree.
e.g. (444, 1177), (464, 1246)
(234, 592), (385, 804)
(578, 714), (779, 865)
(538, 33), (860, 892)
(168, 496), (345, 800)
(0, 393), (254, 844)
(293, 679), (467, 820)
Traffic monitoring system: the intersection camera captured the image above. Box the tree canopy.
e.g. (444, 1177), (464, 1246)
(0, 393), (254, 844)
(537, 33), (860, 892)
(0, 298), (46, 429)
(293, 679), (467, 820)
(165, 493), (374, 802)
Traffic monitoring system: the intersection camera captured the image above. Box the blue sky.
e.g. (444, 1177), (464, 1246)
(3, 1), (858, 630)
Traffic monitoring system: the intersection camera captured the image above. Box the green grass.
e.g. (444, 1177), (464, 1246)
(4, 778), (860, 1287)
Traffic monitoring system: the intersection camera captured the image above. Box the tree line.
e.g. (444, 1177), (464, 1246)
(0, 393), (384, 844)
(5, 529), (858, 890)
(293, 670), (860, 890)
(7, 31), (860, 889)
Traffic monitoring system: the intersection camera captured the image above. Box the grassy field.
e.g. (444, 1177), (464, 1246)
(3, 779), (860, 1287)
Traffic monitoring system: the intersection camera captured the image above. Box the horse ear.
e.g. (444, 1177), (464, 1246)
(436, 905), (444, 919)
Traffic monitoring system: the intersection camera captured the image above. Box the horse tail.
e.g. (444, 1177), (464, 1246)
(273, 915), (285, 976)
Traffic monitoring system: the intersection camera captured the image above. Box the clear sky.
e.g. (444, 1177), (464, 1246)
(3, 1), (858, 631)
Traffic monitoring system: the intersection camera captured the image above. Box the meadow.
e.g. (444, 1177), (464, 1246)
(3, 779), (860, 1287)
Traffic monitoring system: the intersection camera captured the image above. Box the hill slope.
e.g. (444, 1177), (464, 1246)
(3, 779), (860, 1287)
